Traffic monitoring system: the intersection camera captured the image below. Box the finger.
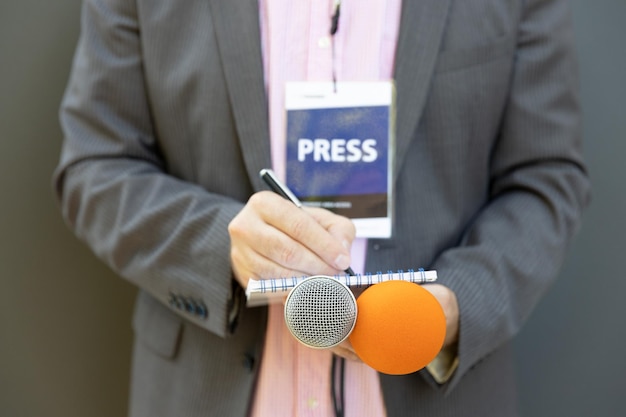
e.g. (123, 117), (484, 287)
(329, 340), (361, 362)
(421, 284), (459, 347)
(254, 193), (352, 272)
(229, 192), (346, 282)
(305, 206), (356, 251)
(229, 195), (304, 285)
(267, 223), (341, 273)
(230, 215), (326, 281)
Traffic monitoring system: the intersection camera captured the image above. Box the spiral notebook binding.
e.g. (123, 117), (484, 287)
(246, 268), (437, 307)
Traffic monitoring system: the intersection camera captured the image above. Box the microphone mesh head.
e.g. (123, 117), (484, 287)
(284, 276), (357, 348)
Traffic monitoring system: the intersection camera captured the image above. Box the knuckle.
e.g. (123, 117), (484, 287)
(228, 218), (243, 238)
(229, 245), (243, 265)
(279, 244), (299, 267)
(248, 192), (264, 206)
(347, 219), (356, 236)
(338, 216), (356, 236)
(289, 216), (308, 240)
(249, 191), (276, 209)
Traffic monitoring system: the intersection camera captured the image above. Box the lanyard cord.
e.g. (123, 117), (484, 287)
(330, 0), (341, 92)
(329, 4), (345, 415)
(330, 0), (341, 35)
(331, 354), (346, 417)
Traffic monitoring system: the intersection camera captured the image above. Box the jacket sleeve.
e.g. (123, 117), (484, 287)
(53, 0), (245, 338)
(432, 0), (590, 391)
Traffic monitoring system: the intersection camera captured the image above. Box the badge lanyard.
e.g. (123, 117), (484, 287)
(330, 0), (341, 92)
(329, 4), (346, 415)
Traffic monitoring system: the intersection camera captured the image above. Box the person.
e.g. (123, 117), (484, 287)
(53, 0), (590, 416)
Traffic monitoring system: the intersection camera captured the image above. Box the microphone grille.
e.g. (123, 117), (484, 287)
(284, 276), (357, 348)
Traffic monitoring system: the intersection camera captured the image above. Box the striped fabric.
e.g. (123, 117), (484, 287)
(251, 0), (401, 415)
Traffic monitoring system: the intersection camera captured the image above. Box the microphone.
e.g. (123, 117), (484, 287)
(284, 276), (357, 348)
(283, 277), (446, 375)
(349, 280), (446, 375)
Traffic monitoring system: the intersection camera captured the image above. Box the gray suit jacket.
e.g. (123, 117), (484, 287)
(54, 0), (590, 415)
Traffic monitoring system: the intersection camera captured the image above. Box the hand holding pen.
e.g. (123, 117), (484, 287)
(227, 169), (356, 289)
(259, 169), (355, 276)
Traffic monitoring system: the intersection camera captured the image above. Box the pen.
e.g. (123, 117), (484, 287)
(259, 168), (356, 276)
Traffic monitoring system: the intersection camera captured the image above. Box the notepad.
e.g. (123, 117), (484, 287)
(245, 269), (437, 307)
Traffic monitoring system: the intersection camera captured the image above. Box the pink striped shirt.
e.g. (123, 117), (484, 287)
(251, 1), (401, 416)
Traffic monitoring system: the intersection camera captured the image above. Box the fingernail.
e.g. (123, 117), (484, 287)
(342, 239), (350, 250)
(334, 254), (350, 271)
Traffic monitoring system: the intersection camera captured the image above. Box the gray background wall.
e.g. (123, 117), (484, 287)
(514, 2), (626, 416)
(0, 1), (623, 416)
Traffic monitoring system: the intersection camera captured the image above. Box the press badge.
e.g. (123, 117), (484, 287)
(285, 81), (395, 238)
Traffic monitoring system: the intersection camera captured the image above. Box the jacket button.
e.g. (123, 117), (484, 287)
(181, 297), (195, 313)
(196, 301), (208, 319)
(168, 293), (184, 310)
(242, 353), (255, 371)
(168, 292), (177, 308)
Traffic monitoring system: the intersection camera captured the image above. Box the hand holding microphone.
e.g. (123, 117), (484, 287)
(248, 168), (456, 373)
(284, 276), (450, 374)
(349, 280), (449, 374)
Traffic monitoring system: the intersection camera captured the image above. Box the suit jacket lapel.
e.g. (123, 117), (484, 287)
(393, 0), (452, 181)
(207, 0), (452, 189)
(207, 0), (271, 191)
